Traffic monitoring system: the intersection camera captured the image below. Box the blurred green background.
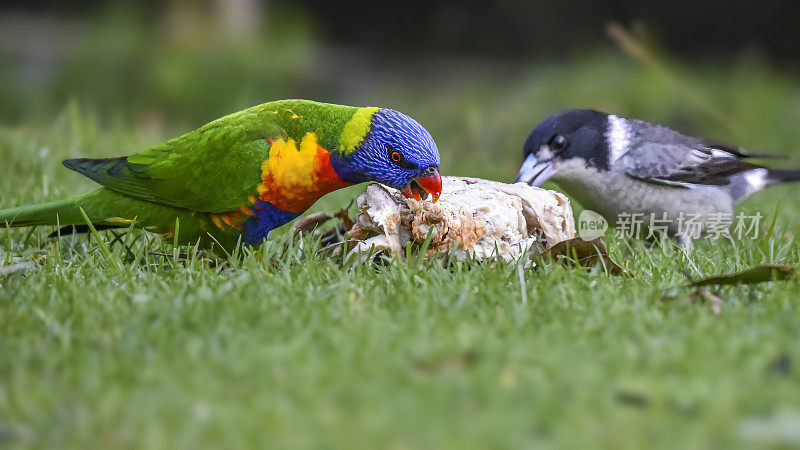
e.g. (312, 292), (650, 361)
(3, 0), (800, 187)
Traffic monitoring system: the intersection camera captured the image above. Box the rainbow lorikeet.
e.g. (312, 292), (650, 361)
(0, 100), (442, 250)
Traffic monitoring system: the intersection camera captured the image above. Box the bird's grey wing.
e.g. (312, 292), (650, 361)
(700, 138), (785, 159)
(627, 119), (781, 159)
(617, 142), (763, 187)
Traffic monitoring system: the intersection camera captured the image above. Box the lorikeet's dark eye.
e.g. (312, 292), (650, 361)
(547, 134), (568, 152)
(388, 148), (417, 170)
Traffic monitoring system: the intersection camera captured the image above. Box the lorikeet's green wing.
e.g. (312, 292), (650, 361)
(64, 107), (285, 213)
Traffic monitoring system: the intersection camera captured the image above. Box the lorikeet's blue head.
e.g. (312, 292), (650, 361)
(334, 109), (442, 202)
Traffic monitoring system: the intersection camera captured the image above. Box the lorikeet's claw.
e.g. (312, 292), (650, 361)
(401, 167), (442, 203)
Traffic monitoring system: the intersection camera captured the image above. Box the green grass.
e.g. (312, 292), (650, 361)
(3, 55), (800, 449)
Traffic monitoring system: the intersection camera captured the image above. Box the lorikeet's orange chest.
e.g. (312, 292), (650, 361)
(258, 132), (350, 213)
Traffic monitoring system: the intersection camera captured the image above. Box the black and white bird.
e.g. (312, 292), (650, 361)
(515, 109), (800, 246)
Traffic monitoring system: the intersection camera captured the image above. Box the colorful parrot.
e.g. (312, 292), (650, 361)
(0, 100), (442, 250)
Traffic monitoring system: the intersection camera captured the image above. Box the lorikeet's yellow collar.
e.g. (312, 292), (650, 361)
(339, 107), (379, 155)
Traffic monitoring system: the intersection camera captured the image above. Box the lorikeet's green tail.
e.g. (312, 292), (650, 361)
(0, 198), (83, 228)
(0, 188), (228, 245)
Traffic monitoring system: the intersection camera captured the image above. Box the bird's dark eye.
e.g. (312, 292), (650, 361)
(391, 150), (403, 163)
(388, 148), (417, 169)
(548, 134), (568, 152)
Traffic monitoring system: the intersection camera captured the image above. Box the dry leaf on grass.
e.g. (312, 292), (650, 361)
(537, 237), (629, 275)
(688, 265), (795, 287)
(663, 264), (796, 314)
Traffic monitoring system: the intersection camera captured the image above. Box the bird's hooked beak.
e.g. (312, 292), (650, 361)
(401, 167), (442, 203)
(515, 153), (556, 187)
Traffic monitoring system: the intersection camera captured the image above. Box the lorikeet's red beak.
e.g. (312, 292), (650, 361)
(401, 168), (442, 203)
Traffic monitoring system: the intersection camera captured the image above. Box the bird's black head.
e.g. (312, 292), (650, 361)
(515, 109), (609, 186)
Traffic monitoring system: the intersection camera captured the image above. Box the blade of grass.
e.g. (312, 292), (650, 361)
(78, 207), (123, 276)
(759, 202), (780, 264)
